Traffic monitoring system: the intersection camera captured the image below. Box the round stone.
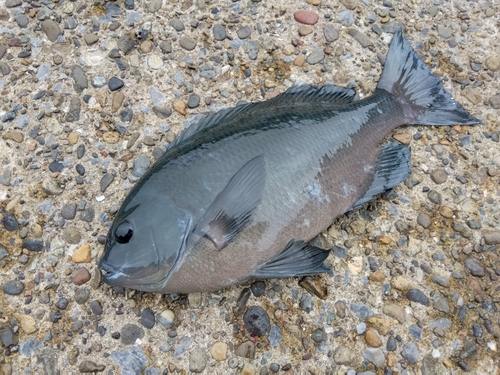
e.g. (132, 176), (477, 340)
(210, 342), (228, 361)
(187, 94), (200, 108)
(294, 10), (319, 25)
(3, 280), (25, 295)
(243, 306), (270, 337)
(121, 324), (145, 345)
(108, 77), (124, 91)
(3, 212), (19, 231)
(147, 55), (163, 69)
(250, 281), (266, 297)
(140, 307), (155, 328)
(72, 267), (91, 285)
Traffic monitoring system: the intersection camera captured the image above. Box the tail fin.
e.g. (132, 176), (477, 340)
(376, 29), (480, 126)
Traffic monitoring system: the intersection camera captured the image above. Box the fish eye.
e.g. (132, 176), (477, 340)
(115, 220), (133, 244)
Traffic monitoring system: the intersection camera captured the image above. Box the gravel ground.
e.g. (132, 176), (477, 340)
(1, 0), (500, 374)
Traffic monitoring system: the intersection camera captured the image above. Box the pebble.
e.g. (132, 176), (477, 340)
(351, 302), (372, 319)
(179, 36), (197, 51)
(72, 267), (91, 285)
(250, 281), (266, 297)
(140, 307), (155, 328)
(383, 303), (405, 323)
(71, 65), (88, 93)
(72, 244), (91, 263)
(324, 25), (339, 42)
(237, 26), (251, 39)
(483, 231), (500, 245)
(169, 18), (185, 31)
(189, 348), (208, 373)
(74, 288), (91, 304)
(84, 34), (99, 45)
(306, 50), (325, 65)
(147, 55), (163, 70)
(157, 309), (175, 328)
(3, 212), (18, 231)
(2, 131), (24, 143)
(348, 28), (374, 48)
(247, 41), (259, 60)
(0, 326), (18, 347)
(294, 10), (319, 25)
(430, 169), (447, 184)
(485, 56), (500, 71)
(406, 289), (430, 306)
(55, 298), (69, 310)
(111, 348), (147, 374)
(187, 94), (200, 109)
(41, 19), (61, 42)
(108, 77), (124, 91)
(22, 239), (44, 252)
(437, 25), (452, 39)
(213, 24), (226, 41)
(132, 155), (151, 177)
(235, 340), (255, 359)
(365, 328), (382, 347)
(20, 338), (38, 357)
(300, 293), (314, 312)
(268, 324), (282, 347)
(310, 328), (327, 343)
(210, 342), (228, 360)
(66, 97), (81, 122)
(100, 173), (114, 192)
(362, 348), (385, 367)
(3, 280), (25, 295)
(464, 257), (485, 277)
(121, 324), (145, 345)
(386, 336), (397, 351)
(243, 306), (270, 337)
(403, 343), (420, 364)
(416, 213), (431, 229)
(79, 361), (105, 373)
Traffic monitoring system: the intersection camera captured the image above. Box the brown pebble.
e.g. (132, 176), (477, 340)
(369, 270), (385, 283)
(294, 54), (305, 67)
(67, 132), (79, 145)
(72, 267), (91, 285)
(140, 40), (153, 53)
(298, 276), (327, 299)
(378, 235), (391, 245)
(111, 91), (124, 113)
(306, 0), (320, 5)
(440, 206), (454, 218)
(393, 132), (412, 145)
(173, 98), (187, 115)
(365, 328), (382, 347)
(294, 10), (319, 25)
(103, 131), (120, 144)
(340, 0), (357, 10)
(2, 131), (24, 143)
(298, 26), (313, 36)
(72, 244), (91, 263)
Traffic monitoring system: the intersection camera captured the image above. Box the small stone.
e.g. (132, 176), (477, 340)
(235, 341), (255, 359)
(16, 14), (29, 28)
(348, 28), (373, 48)
(310, 328), (327, 343)
(243, 306), (270, 337)
(3, 280), (24, 295)
(22, 239), (44, 252)
(298, 26), (313, 36)
(299, 293), (314, 313)
(210, 342), (228, 361)
(74, 288), (91, 304)
(0, 326), (18, 347)
(111, 348), (147, 375)
(369, 270), (385, 283)
(112, 92), (125, 113)
(351, 302), (372, 319)
(365, 328), (382, 347)
(41, 19), (61, 42)
(294, 54), (305, 66)
(68, 132), (79, 145)
(187, 94), (200, 108)
(246, 41), (259, 60)
(6, 0), (22, 7)
(406, 289), (430, 306)
(71, 65), (88, 93)
(213, 24), (226, 41)
(84, 33), (99, 45)
(103, 131), (120, 144)
(432, 275), (450, 287)
(66, 97), (81, 122)
(485, 56), (500, 72)
(72, 267), (91, 285)
(188, 348), (208, 373)
(121, 324), (145, 345)
(133, 155), (151, 177)
(306, 50), (325, 65)
(437, 25), (452, 39)
(268, 324), (282, 347)
(157, 310), (175, 328)
(2, 131), (24, 143)
(298, 276), (327, 299)
(3, 212), (18, 231)
(169, 18), (185, 31)
(417, 213), (431, 229)
(362, 348), (385, 368)
(179, 36), (197, 51)
(462, 86), (482, 105)
(386, 336), (397, 351)
(464, 257), (485, 277)
(173, 99), (187, 115)
(383, 303), (405, 323)
(72, 244), (91, 263)
(55, 297), (69, 310)
(147, 55), (163, 69)
(434, 297), (450, 313)
(117, 35), (136, 54)
(100, 173), (114, 192)
(483, 231), (500, 245)
(333, 346), (353, 365)
(294, 10), (319, 25)
(430, 169), (448, 184)
(323, 25), (339, 42)
(108, 77), (124, 91)
(403, 343), (419, 364)
(237, 26), (251, 39)
(13, 313), (37, 334)
(79, 361), (105, 373)
(140, 307), (155, 329)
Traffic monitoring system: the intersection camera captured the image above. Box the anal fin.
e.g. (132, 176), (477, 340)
(352, 142), (411, 210)
(253, 240), (331, 279)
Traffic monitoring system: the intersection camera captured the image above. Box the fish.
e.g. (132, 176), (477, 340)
(98, 29), (480, 293)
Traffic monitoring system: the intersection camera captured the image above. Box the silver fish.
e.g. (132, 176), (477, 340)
(98, 29), (479, 293)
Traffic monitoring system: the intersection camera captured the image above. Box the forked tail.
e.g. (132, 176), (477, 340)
(376, 29), (481, 126)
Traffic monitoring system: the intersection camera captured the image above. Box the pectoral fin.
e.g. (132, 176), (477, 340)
(352, 142), (411, 210)
(253, 240), (331, 278)
(194, 155), (266, 250)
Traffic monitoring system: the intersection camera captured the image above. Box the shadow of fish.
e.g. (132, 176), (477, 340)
(98, 29), (480, 293)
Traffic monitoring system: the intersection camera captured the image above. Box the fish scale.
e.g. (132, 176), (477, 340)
(99, 29), (480, 293)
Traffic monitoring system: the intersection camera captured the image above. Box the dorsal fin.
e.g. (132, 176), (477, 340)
(166, 84), (357, 151)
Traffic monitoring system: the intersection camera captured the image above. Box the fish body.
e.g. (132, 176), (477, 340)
(98, 29), (479, 293)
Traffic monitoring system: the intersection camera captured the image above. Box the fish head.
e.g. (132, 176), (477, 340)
(98, 192), (192, 292)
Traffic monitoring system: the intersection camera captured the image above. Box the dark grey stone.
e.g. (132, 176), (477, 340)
(406, 289), (430, 306)
(243, 306), (270, 337)
(121, 324), (145, 345)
